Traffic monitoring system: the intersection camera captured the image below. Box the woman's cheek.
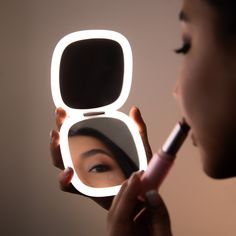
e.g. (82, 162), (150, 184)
(177, 62), (200, 123)
(178, 61), (208, 137)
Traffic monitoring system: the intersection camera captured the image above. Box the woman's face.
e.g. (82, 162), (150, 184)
(69, 135), (126, 188)
(175, 0), (236, 178)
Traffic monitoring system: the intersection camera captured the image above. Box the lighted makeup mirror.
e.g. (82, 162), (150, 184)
(51, 30), (147, 197)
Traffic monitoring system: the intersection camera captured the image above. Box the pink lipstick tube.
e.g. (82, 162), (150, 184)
(141, 119), (190, 192)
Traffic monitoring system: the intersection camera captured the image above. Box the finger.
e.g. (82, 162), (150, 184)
(55, 107), (67, 130)
(50, 129), (64, 169)
(111, 171), (143, 223)
(109, 180), (128, 214)
(129, 106), (152, 161)
(145, 190), (172, 236)
(58, 167), (79, 194)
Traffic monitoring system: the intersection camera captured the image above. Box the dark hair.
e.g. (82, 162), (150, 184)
(205, 0), (236, 35)
(69, 127), (138, 178)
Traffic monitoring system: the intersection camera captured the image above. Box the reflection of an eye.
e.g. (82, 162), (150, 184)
(88, 164), (112, 173)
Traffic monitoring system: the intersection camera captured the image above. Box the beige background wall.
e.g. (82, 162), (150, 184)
(1, 0), (236, 235)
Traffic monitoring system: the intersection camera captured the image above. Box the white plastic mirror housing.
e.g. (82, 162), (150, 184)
(51, 30), (133, 116)
(51, 30), (148, 197)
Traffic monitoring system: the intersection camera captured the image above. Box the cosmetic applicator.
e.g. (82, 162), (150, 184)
(140, 119), (190, 193)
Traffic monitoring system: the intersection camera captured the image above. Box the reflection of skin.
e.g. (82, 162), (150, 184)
(69, 135), (127, 188)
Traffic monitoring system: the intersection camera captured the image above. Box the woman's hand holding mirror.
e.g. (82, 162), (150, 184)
(50, 106), (152, 209)
(50, 108), (77, 193)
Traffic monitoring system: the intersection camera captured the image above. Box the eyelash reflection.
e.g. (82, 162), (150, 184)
(174, 41), (191, 54)
(89, 164), (112, 173)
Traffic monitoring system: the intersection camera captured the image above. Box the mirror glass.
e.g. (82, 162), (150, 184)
(68, 118), (139, 188)
(60, 39), (124, 109)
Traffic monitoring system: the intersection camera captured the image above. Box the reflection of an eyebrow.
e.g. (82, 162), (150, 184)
(81, 149), (112, 159)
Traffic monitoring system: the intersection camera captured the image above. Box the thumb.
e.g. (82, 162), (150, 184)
(129, 106), (152, 161)
(145, 190), (173, 236)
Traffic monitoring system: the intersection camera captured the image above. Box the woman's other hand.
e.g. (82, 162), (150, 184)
(107, 171), (172, 236)
(49, 106), (153, 210)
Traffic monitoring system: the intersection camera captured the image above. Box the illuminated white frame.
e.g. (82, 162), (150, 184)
(51, 30), (147, 197)
(60, 111), (147, 197)
(51, 30), (133, 116)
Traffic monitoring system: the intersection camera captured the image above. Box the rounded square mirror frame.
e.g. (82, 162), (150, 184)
(51, 30), (147, 197)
